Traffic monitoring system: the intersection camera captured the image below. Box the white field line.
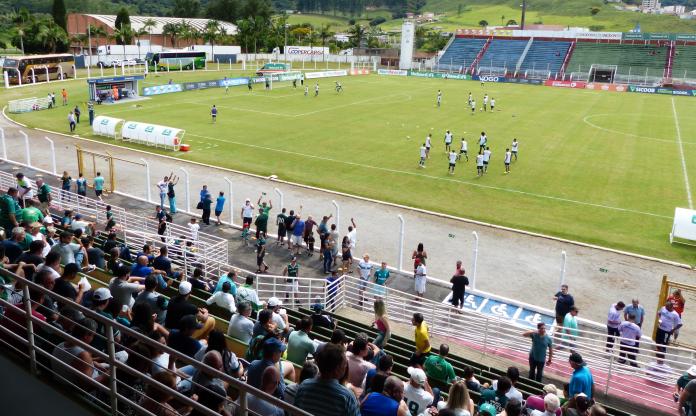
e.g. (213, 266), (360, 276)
(583, 114), (696, 146)
(671, 97), (693, 209)
(186, 132), (670, 219)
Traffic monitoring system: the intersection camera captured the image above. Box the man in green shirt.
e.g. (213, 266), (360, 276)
(0, 187), (20, 235)
(255, 207), (269, 239)
(283, 256), (300, 304)
(424, 343), (457, 384)
(257, 195), (272, 215)
(36, 179), (52, 215)
(561, 306), (579, 350)
(93, 172), (105, 200)
(287, 316), (316, 365)
(20, 202), (45, 225)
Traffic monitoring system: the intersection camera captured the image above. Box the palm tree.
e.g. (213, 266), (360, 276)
(162, 22), (180, 47)
(8, 10), (31, 53)
(319, 24), (333, 57)
(178, 22), (197, 47)
(70, 34), (87, 54)
(37, 22), (68, 53)
(235, 19), (251, 53)
(89, 24), (107, 52)
(13, 27), (26, 54)
(142, 18), (157, 51)
(203, 20), (222, 60)
(348, 23), (365, 48)
(133, 28), (148, 58)
(112, 25), (134, 46)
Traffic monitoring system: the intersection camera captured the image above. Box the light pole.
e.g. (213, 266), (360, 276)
(284, 24), (288, 63)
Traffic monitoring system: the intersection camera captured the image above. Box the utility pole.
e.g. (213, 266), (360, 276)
(521, 0), (527, 30)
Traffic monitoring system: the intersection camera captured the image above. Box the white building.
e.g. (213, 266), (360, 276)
(641, 0), (660, 11)
(661, 5), (686, 14)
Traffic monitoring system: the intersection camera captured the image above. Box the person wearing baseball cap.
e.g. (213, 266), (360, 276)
(675, 365), (696, 402)
(568, 352), (594, 399)
(478, 402), (497, 416)
(267, 297), (289, 334)
(403, 367), (436, 416)
(247, 337), (289, 400)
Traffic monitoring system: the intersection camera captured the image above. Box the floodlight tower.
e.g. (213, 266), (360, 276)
(520, 0), (527, 30)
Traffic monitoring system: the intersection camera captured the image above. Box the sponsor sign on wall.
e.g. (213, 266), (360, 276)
(220, 77), (249, 87)
(286, 46), (329, 56)
(544, 80), (587, 89)
(472, 75), (506, 83)
(304, 70), (348, 79)
(585, 83), (627, 92)
(142, 84), (183, 96)
(377, 69), (408, 76)
(183, 80), (221, 91)
(506, 78), (543, 85)
(409, 71), (470, 80)
(349, 69), (370, 75)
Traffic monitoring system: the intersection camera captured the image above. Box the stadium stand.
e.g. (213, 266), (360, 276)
(437, 37), (487, 71)
(518, 40), (572, 76)
(565, 41), (667, 78)
(0, 167), (685, 416)
(671, 45), (696, 79)
(477, 39), (529, 75)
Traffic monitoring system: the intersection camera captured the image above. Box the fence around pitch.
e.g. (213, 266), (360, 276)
(0, 170), (229, 270)
(329, 274), (686, 411)
(0, 268), (312, 416)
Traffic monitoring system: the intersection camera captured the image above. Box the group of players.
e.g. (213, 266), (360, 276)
(436, 90), (497, 113)
(418, 130), (519, 176)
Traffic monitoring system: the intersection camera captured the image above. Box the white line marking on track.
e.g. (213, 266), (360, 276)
(671, 97), (693, 209)
(186, 132), (670, 219)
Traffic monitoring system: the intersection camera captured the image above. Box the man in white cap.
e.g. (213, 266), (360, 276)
(403, 367), (436, 416)
(267, 296), (289, 335)
(165, 280), (214, 340)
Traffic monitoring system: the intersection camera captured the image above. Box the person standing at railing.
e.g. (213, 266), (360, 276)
(411, 312), (431, 366)
(415, 259), (427, 300)
(15, 173), (32, 208)
(604, 301), (625, 352)
(93, 172), (105, 201)
(214, 191), (225, 226)
(0, 187), (20, 237)
(667, 288), (686, 343)
(568, 352), (594, 399)
(617, 313), (641, 367)
(75, 173), (88, 197)
(357, 253), (373, 305)
(35, 179), (52, 216)
(166, 174), (178, 214)
(156, 174), (170, 209)
(623, 299), (644, 329)
(450, 266), (469, 311)
(200, 191), (212, 226)
(560, 306), (579, 351)
(655, 300), (683, 366)
(553, 284), (575, 326)
(523, 322), (553, 382)
(282, 256), (300, 305)
(241, 197), (255, 229)
(373, 299), (391, 348)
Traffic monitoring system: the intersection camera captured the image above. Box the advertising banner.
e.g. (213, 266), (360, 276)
(286, 46), (329, 56)
(506, 78), (543, 85)
(183, 80), (221, 91)
(142, 84), (183, 96)
(671, 89), (696, 96)
(377, 69), (408, 76)
(585, 83), (628, 92)
(544, 80), (587, 89)
(409, 71), (470, 80)
(472, 75), (507, 83)
(349, 68), (370, 75)
(627, 85), (658, 94)
(220, 77), (250, 87)
(304, 70), (348, 79)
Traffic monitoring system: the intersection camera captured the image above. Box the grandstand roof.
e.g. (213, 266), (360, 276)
(84, 15), (237, 35)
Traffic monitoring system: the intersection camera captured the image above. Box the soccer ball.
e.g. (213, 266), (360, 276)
(480, 108), (483, 112)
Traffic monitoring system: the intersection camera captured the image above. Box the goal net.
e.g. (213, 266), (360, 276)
(8, 97), (53, 113)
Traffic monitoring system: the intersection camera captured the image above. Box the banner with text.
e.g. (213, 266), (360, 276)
(142, 84), (183, 96)
(544, 80), (587, 89)
(472, 75), (507, 83)
(585, 83), (628, 92)
(304, 70), (348, 79)
(409, 71), (470, 80)
(377, 69), (408, 76)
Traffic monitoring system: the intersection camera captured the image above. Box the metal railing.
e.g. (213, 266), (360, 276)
(326, 275), (685, 411)
(0, 170), (229, 272)
(0, 268), (312, 416)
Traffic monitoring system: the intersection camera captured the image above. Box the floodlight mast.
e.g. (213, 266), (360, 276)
(520, 0), (527, 30)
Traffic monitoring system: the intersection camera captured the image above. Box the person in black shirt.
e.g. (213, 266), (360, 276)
(310, 303), (336, 330)
(164, 281), (214, 340)
(553, 284), (575, 325)
(167, 314), (204, 358)
(102, 232), (120, 253)
(450, 267), (469, 310)
(18, 240), (45, 280)
(2, 228), (25, 264)
(83, 237), (105, 269)
(52, 263), (84, 303)
(153, 246), (179, 280)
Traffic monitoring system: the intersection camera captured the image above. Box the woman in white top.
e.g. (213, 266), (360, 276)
(436, 381), (475, 416)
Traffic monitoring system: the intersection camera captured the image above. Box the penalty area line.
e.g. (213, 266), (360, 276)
(671, 97), (693, 209)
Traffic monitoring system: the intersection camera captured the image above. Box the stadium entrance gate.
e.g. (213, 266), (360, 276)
(589, 64), (617, 83)
(75, 145), (127, 193)
(653, 274), (696, 349)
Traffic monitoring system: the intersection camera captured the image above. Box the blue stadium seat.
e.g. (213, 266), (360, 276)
(477, 39), (528, 72)
(438, 37), (487, 70)
(518, 40), (571, 74)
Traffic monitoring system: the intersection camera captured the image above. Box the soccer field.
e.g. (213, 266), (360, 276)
(6, 72), (696, 263)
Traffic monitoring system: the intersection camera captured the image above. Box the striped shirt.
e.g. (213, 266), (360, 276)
(294, 377), (360, 416)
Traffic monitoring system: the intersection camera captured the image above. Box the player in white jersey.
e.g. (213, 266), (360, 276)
(468, 92), (472, 105)
(483, 94), (489, 111)
(314, 82), (319, 97)
(511, 138), (519, 160)
(470, 99), (476, 114)
(459, 138), (468, 161)
(419, 144), (427, 168)
(476, 152), (484, 176)
(478, 132), (487, 152)
(504, 148), (512, 174)
(444, 130), (453, 152)
(490, 97), (496, 111)
(425, 134), (432, 158)
(436, 90), (442, 107)
(304, 85), (309, 96)
(482, 147), (492, 173)
(448, 150), (458, 174)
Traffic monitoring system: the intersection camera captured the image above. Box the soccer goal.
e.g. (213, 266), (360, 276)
(8, 97), (53, 113)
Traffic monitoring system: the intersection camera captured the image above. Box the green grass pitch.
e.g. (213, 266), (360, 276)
(6, 71), (696, 263)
